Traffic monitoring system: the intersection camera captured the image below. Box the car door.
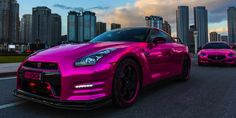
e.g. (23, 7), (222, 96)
(145, 29), (175, 80)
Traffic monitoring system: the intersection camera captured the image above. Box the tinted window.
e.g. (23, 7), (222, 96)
(148, 29), (174, 43)
(148, 29), (159, 42)
(203, 43), (231, 49)
(90, 28), (149, 42)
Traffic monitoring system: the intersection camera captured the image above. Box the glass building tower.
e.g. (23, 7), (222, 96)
(194, 6), (208, 48)
(0, 0), (19, 43)
(67, 11), (78, 43)
(176, 6), (189, 45)
(228, 7), (236, 45)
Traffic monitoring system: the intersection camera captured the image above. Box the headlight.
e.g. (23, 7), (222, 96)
(228, 53), (236, 57)
(75, 48), (116, 66)
(199, 53), (206, 57)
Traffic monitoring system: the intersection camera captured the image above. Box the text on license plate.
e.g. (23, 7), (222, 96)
(24, 71), (41, 80)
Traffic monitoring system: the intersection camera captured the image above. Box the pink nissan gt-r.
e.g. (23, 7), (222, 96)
(198, 42), (236, 66)
(14, 27), (191, 109)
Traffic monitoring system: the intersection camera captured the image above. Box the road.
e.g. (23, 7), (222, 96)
(0, 59), (236, 118)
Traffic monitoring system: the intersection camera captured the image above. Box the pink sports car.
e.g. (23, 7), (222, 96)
(198, 42), (236, 66)
(14, 27), (191, 109)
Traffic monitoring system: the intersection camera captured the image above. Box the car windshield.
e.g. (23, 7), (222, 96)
(90, 28), (149, 42)
(203, 43), (231, 49)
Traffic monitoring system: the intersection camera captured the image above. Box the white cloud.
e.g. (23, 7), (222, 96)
(100, 0), (236, 35)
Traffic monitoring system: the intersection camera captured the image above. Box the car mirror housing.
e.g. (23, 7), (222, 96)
(173, 37), (184, 44)
(152, 37), (166, 45)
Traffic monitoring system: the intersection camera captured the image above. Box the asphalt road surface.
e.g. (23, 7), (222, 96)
(0, 59), (236, 118)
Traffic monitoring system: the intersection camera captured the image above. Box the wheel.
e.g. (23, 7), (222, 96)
(179, 57), (190, 81)
(113, 58), (141, 108)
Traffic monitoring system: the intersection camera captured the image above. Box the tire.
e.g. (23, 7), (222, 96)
(113, 58), (141, 108)
(179, 57), (190, 81)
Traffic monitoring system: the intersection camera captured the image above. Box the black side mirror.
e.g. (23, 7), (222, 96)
(173, 37), (183, 44)
(152, 37), (166, 45)
(232, 45), (236, 49)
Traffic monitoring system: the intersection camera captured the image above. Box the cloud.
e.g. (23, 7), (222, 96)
(87, 6), (110, 10)
(209, 27), (228, 34)
(53, 4), (110, 12)
(101, 0), (236, 34)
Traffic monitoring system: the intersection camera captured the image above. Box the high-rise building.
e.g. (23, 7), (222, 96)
(111, 23), (121, 30)
(163, 21), (171, 35)
(0, 0), (19, 43)
(67, 11), (96, 43)
(194, 6), (208, 48)
(188, 25), (196, 53)
(221, 35), (228, 42)
(20, 14), (32, 44)
(67, 11), (78, 43)
(145, 16), (163, 29)
(227, 7), (236, 45)
(32, 7), (52, 47)
(176, 6), (189, 45)
(217, 34), (221, 41)
(78, 12), (83, 43)
(210, 32), (218, 42)
(96, 22), (106, 36)
(51, 13), (61, 46)
(83, 11), (96, 42)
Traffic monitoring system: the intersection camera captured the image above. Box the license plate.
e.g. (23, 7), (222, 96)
(24, 71), (41, 80)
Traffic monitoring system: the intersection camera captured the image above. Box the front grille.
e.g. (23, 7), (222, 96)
(24, 61), (58, 70)
(18, 70), (61, 98)
(208, 55), (226, 60)
(21, 80), (53, 97)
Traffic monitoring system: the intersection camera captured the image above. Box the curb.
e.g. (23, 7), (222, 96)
(0, 72), (16, 78)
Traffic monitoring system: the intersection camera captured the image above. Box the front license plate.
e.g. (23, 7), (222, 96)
(24, 71), (41, 80)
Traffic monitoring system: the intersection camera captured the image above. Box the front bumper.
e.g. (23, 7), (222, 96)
(13, 89), (111, 110)
(198, 56), (236, 65)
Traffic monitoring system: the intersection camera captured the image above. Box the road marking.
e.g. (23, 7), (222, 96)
(0, 77), (16, 81)
(0, 101), (26, 110)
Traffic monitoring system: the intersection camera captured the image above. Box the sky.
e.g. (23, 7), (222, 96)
(18, 0), (236, 36)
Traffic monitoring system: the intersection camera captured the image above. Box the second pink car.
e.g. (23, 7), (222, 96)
(198, 42), (236, 66)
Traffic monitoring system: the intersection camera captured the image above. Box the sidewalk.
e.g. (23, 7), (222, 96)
(0, 63), (20, 77)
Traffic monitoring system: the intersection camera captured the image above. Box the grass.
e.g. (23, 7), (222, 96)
(0, 56), (27, 63)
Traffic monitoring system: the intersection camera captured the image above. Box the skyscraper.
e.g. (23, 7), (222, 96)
(194, 6), (208, 48)
(83, 11), (96, 42)
(210, 32), (218, 42)
(227, 7), (236, 45)
(67, 11), (96, 43)
(32, 7), (52, 47)
(189, 25), (196, 53)
(67, 11), (78, 43)
(111, 23), (121, 30)
(163, 21), (171, 35)
(176, 6), (189, 45)
(145, 16), (163, 29)
(51, 13), (61, 46)
(20, 14), (32, 44)
(0, 0), (19, 43)
(96, 22), (106, 36)
(221, 35), (228, 42)
(78, 12), (83, 43)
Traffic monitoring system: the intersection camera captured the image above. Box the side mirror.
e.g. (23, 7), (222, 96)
(152, 37), (166, 45)
(232, 45), (236, 49)
(173, 37), (183, 44)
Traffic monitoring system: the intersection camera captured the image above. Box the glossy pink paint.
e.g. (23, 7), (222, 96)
(16, 34), (190, 105)
(198, 47), (236, 65)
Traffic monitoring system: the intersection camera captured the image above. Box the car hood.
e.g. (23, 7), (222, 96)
(33, 42), (140, 59)
(200, 49), (236, 55)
